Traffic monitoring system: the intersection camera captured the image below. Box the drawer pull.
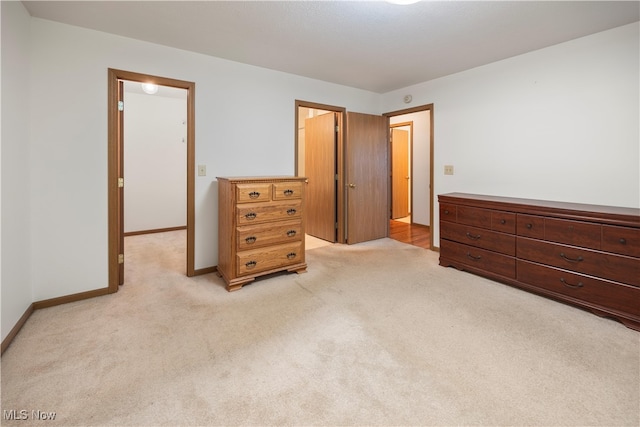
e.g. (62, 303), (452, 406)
(248, 191), (260, 199)
(283, 189), (294, 196)
(466, 252), (482, 261)
(444, 210), (450, 215)
(286, 230), (297, 237)
(245, 236), (257, 244)
(465, 232), (481, 240)
(560, 278), (584, 289)
(286, 252), (297, 260)
(526, 223), (533, 229)
(245, 260), (257, 269)
(560, 252), (584, 263)
(245, 212), (257, 220)
(500, 219), (506, 224)
(620, 238), (627, 245)
(287, 208), (297, 215)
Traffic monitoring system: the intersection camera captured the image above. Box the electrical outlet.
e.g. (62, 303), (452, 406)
(198, 165), (206, 176)
(444, 165), (454, 175)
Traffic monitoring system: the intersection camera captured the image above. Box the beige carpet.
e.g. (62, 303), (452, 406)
(1, 230), (638, 426)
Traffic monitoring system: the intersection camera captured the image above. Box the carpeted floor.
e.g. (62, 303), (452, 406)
(1, 231), (638, 426)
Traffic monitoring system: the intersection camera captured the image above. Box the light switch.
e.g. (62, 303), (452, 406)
(198, 165), (206, 176)
(444, 165), (454, 175)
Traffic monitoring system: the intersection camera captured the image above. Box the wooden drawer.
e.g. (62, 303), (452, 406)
(517, 237), (640, 287)
(237, 200), (302, 225)
(237, 242), (304, 277)
(236, 220), (302, 251)
(457, 206), (491, 229)
(236, 183), (272, 203)
(602, 225), (640, 258)
(517, 214), (545, 238)
(517, 260), (640, 317)
(273, 181), (303, 200)
(492, 211), (516, 234)
(440, 203), (457, 222)
(544, 218), (601, 250)
(440, 222), (515, 256)
(440, 239), (516, 279)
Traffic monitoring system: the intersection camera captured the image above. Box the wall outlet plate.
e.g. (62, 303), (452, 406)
(444, 165), (454, 175)
(198, 165), (206, 176)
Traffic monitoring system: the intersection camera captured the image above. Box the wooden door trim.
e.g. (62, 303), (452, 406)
(384, 104), (434, 249)
(295, 100), (347, 243)
(108, 68), (196, 293)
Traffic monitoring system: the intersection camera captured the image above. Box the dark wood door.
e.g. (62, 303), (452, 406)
(346, 112), (389, 244)
(305, 113), (337, 242)
(391, 128), (409, 219)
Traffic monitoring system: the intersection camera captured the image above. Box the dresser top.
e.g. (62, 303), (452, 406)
(217, 176), (307, 183)
(439, 192), (640, 227)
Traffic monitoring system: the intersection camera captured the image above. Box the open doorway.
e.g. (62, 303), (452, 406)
(108, 69), (196, 293)
(385, 105), (434, 250)
(295, 100), (345, 244)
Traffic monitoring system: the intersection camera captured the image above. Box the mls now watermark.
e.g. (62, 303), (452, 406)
(3, 409), (57, 421)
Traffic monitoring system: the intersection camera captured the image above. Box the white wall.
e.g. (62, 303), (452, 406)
(24, 17), (380, 301)
(381, 22), (640, 246)
(1, 1), (33, 341)
(390, 111), (431, 226)
(123, 88), (187, 233)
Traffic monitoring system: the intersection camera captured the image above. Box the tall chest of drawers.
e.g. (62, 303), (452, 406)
(217, 176), (307, 291)
(439, 193), (640, 331)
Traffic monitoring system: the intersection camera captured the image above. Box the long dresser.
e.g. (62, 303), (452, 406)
(438, 193), (640, 330)
(217, 176), (307, 291)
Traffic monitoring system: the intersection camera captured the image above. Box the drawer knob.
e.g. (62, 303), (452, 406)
(620, 238), (627, 245)
(245, 236), (257, 244)
(245, 212), (257, 220)
(466, 252), (482, 261)
(287, 252), (297, 260)
(560, 278), (584, 289)
(466, 232), (481, 240)
(526, 223), (533, 229)
(444, 210), (450, 215)
(286, 230), (297, 237)
(245, 260), (257, 269)
(283, 189), (294, 196)
(560, 252), (584, 263)
(248, 191), (260, 199)
(287, 208), (297, 215)
(500, 219), (506, 224)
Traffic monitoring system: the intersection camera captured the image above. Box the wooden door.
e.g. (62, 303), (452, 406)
(391, 128), (409, 219)
(305, 113), (337, 242)
(345, 112), (389, 244)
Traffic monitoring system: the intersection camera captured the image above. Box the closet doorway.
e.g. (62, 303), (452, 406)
(108, 69), (196, 292)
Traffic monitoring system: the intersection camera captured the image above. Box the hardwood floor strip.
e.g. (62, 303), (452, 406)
(389, 220), (431, 249)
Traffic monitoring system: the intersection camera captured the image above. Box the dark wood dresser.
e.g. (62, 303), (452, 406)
(438, 193), (640, 330)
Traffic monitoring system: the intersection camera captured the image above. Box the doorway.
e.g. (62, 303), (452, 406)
(385, 105), (434, 249)
(108, 69), (196, 293)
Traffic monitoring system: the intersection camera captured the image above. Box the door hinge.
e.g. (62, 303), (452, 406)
(118, 177), (124, 188)
(118, 101), (124, 111)
(335, 174), (339, 180)
(335, 125), (339, 132)
(118, 254), (124, 264)
(335, 222), (339, 229)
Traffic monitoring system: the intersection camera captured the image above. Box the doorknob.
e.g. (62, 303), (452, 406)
(348, 183), (356, 189)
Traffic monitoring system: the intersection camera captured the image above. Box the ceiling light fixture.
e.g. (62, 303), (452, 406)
(141, 83), (159, 95)
(387, 0), (421, 5)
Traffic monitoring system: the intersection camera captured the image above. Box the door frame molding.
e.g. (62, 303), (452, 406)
(294, 100), (347, 243)
(108, 68), (196, 293)
(390, 122), (413, 221)
(384, 104), (434, 249)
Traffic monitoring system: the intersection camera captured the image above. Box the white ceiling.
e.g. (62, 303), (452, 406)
(22, 1), (640, 93)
